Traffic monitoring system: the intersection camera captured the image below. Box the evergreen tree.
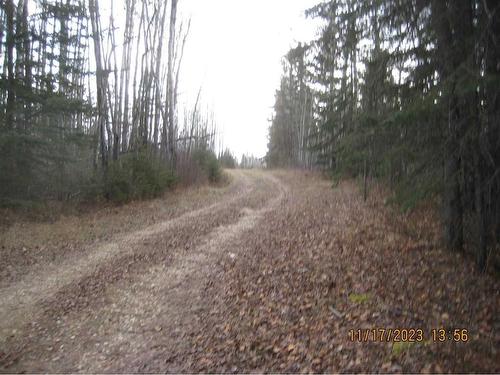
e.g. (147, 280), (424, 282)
(267, 0), (500, 270)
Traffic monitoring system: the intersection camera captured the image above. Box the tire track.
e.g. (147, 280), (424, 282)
(76, 172), (287, 372)
(0, 170), (253, 345)
(0, 170), (285, 372)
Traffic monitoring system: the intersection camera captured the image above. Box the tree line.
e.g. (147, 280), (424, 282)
(0, 0), (220, 204)
(266, 0), (500, 271)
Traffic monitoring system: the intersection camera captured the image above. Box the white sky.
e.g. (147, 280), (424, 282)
(177, 0), (320, 159)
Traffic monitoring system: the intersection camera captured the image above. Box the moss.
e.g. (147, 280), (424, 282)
(348, 293), (370, 304)
(391, 341), (415, 356)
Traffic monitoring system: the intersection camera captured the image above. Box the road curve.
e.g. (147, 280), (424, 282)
(0, 169), (286, 372)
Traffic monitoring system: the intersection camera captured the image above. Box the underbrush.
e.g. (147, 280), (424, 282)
(350, 176), (500, 275)
(176, 149), (226, 186)
(0, 148), (229, 227)
(103, 152), (176, 203)
(192, 149), (222, 183)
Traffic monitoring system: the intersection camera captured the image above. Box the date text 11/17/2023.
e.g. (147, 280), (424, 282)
(348, 328), (469, 343)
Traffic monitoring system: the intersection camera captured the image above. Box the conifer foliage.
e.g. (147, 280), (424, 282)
(0, 0), (218, 205)
(266, 0), (500, 270)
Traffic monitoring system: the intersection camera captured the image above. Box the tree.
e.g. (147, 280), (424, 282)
(267, 0), (500, 270)
(0, 0), (214, 205)
(266, 43), (314, 168)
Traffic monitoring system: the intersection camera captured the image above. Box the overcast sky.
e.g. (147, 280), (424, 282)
(177, 0), (320, 160)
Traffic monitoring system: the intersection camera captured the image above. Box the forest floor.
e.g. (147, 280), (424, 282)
(0, 169), (498, 373)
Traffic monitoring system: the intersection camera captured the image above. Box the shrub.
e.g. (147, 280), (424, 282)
(104, 152), (176, 203)
(219, 149), (237, 169)
(207, 154), (222, 183)
(192, 149), (222, 184)
(0, 128), (95, 206)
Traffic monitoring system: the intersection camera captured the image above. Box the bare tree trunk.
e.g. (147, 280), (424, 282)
(5, 0), (15, 128)
(89, 0), (108, 169)
(166, 0), (178, 168)
(153, 0), (169, 156)
(187, 86), (202, 156)
(432, 0), (464, 252)
(120, 0), (136, 152)
(173, 18), (191, 113)
(130, 0), (146, 151)
(363, 157), (368, 202)
(108, 1), (120, 161)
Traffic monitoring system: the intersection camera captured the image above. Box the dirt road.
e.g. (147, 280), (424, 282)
(0, 170), (286, 372)
(0, 170), (498, 372)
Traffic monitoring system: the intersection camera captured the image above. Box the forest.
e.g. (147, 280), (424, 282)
(266, 0), (500, 271)
(0, 0), (499, 373)
(0, 0), (224, 206)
